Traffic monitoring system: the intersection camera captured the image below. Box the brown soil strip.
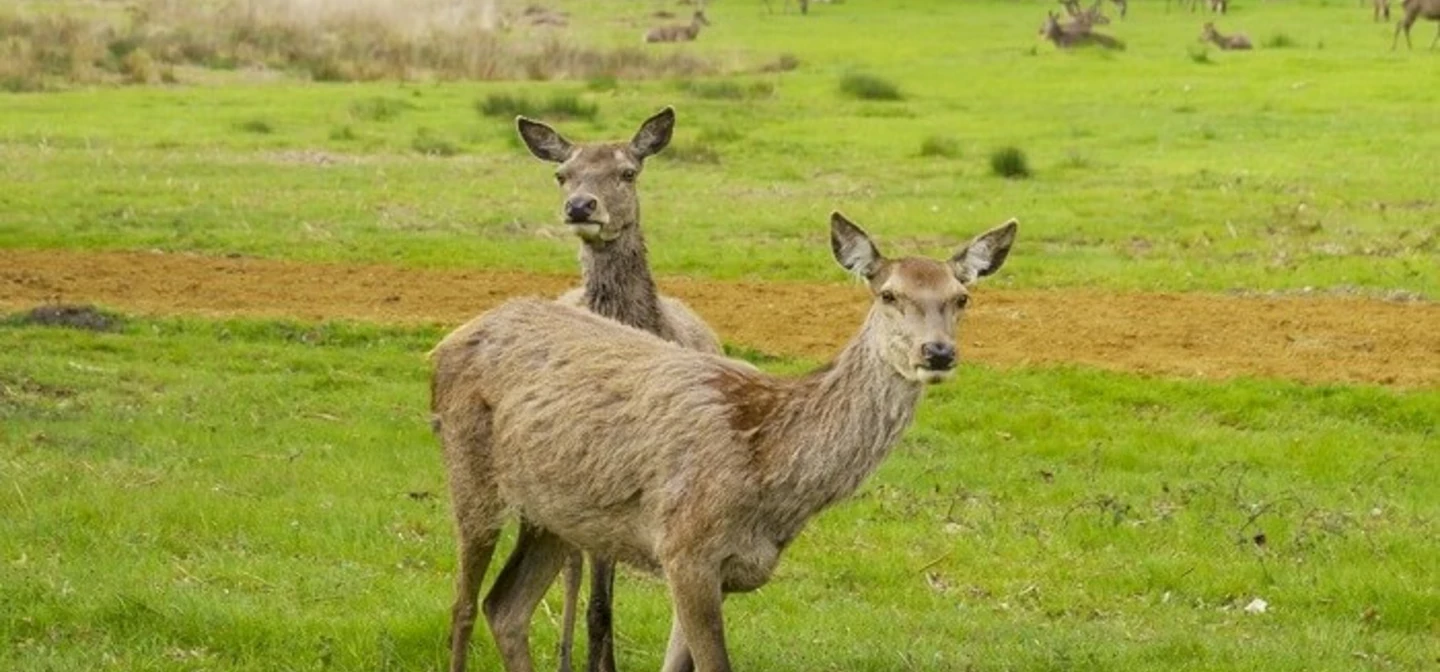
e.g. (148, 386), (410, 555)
(3, 249), (1437, 388)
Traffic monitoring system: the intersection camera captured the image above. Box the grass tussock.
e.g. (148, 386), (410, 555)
(236, 118), (275, 134)
(1265, 32), (1298, 49)
(658, 143), (721, 165)
(839, 72), (902, 101)
(918, 135), (961, 159)
(990, 146), (1031, 179)
(349, 96), (415, 122)
(677, 79), (775, 100)
(0, 0), (715, 90)
(476, 92), (597, 120)
(412, 128), (461, 156)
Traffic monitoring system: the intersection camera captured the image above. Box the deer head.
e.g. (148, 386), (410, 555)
(693, 10), (711, 26)
(516, 107), (676, 244)
(830, 212), (1017, 384)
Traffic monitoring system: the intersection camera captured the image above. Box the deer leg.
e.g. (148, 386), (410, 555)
(557, 551), (583, 672)
(663, 560), (730, 672)
(483, 523), (572, 672)
(1431, 23), (1438, 50)
(659, 606), (696, 672)
(585, 558), (619, 672)
(448, 526), (502, 672)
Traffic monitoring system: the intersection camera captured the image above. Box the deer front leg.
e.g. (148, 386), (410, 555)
(483, 523), (571, 672)
(659, 608), (696, 672)
(586, 557), (619, 672)
(557, 551), (583, 672)
(663, 560), (730, 672)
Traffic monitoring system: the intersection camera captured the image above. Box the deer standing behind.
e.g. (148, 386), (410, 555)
(1200, 22), (1253, 50)
(645, 10), (710, 43)
(1393, 0), (1440, 49)
(1040, 11), (1126, 49)
(431, 213), (1017, 672)
(475, 107), (723, 672)
(1060, 0), (1111, 25)
(1375, 0), (1391, 21)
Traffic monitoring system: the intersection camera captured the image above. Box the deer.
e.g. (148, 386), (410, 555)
(1200, 22), (1253, 50)
(1039, 11), (1126, 49)
(1393, 0), (1440, 49)
(500, 107), (725, 672)
(1375, 0), (1391, 21)
(431, 212), (1018, 672)
(645, 10), (711, 43)
(1059, 0), (1111, 25)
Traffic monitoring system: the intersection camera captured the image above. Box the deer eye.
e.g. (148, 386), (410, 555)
(620, 168), (638, 182)
(554, 173), (567, 186)
(879, 290), (898, 305)
(954, 295), (971, 310)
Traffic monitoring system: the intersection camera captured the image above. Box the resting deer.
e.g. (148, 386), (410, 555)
(432, 212), (1017, 672)
(1040, 11), (1126, 49)
(1375, 0), (1391, 21)
(1393, 0), (1440, 49)
(645, 10), (711, 43)
(500, 107), (724, 672)
(1200, 22), (1252, 50)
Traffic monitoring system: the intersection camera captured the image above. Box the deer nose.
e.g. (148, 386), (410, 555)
(921, 342), (956, 370)
(564, 195), (598, 223)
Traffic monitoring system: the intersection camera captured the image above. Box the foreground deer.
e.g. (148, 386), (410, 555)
(1040, 11), (1126, 49)
(1393, 0), (1440, 49)
(432, 213), (1017, 672)
(495, 107), (724, 672)
(1200, 22), (1252, 50)
(645, 10), (710, 43)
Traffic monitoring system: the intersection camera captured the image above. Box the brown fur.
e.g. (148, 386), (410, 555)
(431, 213), (1017, 672)
(1393, 0), (1440, 49)
(1375, 0), (1392, 22)
(1039, 11), (1126, 49)
(645, 10), (710, 43)
(1059, 0), (1112, 26)
(1201, 22), (1253, 50)
(506, 108), (722, 672)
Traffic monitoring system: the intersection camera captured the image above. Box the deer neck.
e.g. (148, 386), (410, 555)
(742, 307), (925, 542)
(578, 221), (664, 334)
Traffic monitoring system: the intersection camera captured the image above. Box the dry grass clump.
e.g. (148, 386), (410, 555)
(0, 0), (715, 90)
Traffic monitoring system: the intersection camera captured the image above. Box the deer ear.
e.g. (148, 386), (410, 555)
(830, 212), (884, 280)
(516, 117), (573, 163)
(631, 106), (676, 159)
(950, 219), (1018, 286)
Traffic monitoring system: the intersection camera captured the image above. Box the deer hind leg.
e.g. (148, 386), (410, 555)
(1431, 23), (1438, 50)
(585, 558), (619, 672)
(557, 552), (583, 672)
(484, 522), (572, 672)
(444, 415), (506, 672)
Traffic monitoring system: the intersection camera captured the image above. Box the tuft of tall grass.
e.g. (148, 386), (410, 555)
(989, 146), (1031, 179)
(1265, 33), (1297, 49)
(412, 128), (461, 156)
(349, 97), (414, 122)
(678, 79), (775, 100)
(918, 135), (961, 159)
(839, 72), (903, 101)
(476, 93), (597, 120)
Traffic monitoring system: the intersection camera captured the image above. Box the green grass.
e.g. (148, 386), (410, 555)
(0, 1), (1433, 296)
(1, 314), (1435, 671)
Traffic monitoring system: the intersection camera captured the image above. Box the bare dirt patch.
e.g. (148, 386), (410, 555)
(2, 249), (1437, 388)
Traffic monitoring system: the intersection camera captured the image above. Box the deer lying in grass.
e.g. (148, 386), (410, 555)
(1200, 22), (1252, 50)
(645, 10), (711, 43)
(503, 107), (724, 672)
(432, 213), (1017, 672)
(1393, 0), (1440, 49)
(1375, 0), (1391, 21)
(1040, 11), (1126, 49)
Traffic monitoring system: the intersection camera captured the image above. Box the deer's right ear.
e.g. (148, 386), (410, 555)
(631, 106), (676, 159)
(830, 212), (884, 280)
(516, 117), (574, 163)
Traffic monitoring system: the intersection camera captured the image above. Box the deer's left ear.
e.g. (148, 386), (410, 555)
(516, 117), (574, 163)
(830, 212), (885, 280)
(630, 106), (676, 159)
(950, 219), (1018, 285)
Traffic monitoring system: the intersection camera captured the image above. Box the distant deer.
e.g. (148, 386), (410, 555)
(1060, 0), (1111, 25)
(1200, 22), (1252, 49)
(431, 212), (1017, 672)
(1393, 0), (1440, 49)
(505, 107), (725, 672)
(645, 10), (711, 42)
(1210, 0), (1228, 13)
(1374, 0), (1391, 21)
(1040, 11), (1126, 49)
(1111, 0), (1129, 19)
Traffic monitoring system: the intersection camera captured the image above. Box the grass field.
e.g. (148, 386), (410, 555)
(2, 0), (1437, 670)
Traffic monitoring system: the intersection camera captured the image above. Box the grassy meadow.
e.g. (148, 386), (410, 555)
(2, 1), (1438, 671)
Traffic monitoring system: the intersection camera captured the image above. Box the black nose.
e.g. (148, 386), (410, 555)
(564, 195), (598, 222)
(921, 342), (956, 370)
